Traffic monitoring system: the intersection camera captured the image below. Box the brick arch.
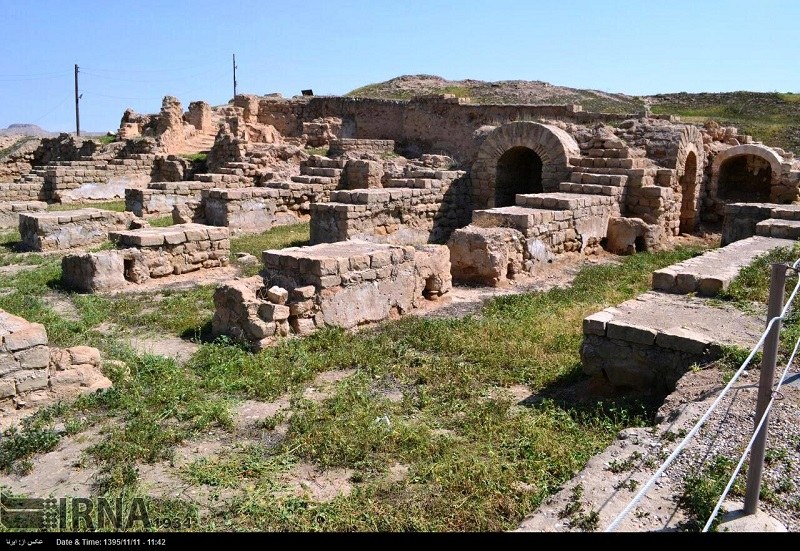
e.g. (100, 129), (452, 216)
(674, 126), (705, 234)
(470, 122), (579, 209)
(710, 144), (785, 202)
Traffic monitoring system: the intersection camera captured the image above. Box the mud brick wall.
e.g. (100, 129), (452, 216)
(328, 139), (396, 157)
(109, 224), (230, 282)
(202, 186), (315, 233)
(0, 201), (46, 228)
(19, 209), (138, 251)
(0, 309), (109, 409)
(212, 240), (451, 348)
(126, 181), (215, 217)
(309, 172), (471, 245)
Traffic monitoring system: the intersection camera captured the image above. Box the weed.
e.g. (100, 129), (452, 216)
(679, 455), (743, 531)
(48, 200), (126, 213)
(148, 216), (174, 228)
(179, 153), (208, 163)
(607, 451), (643, 474)
(613, 478), (640, 491)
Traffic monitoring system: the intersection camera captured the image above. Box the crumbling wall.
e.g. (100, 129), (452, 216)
(19, 209), (140, 251)
(310, 172), (471, 245)
(212, 241), (451, 348)
(202, 186), (318, 233)
(0, 201), (46, 228)
(0, 309), (110, 411)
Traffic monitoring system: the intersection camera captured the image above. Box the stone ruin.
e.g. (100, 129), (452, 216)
(3, 90), (800, 382)
(61, 224), (230, 292)
(0, 308), (110, 411)
(212, 240), (450, 349)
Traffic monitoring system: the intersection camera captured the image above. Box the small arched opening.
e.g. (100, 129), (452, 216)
(679, 151), (698, 234)
(495, 146), (543, 207)
(718, 154), (772, 202)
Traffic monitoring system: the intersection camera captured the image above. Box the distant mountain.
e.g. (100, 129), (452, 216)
(0, 124), (56, 138)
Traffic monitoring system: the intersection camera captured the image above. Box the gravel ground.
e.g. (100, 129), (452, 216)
(518, 364), (800, 532)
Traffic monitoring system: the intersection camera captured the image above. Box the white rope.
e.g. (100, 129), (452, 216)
(605, 261), (800, 532)
(701, 332), (800, 531)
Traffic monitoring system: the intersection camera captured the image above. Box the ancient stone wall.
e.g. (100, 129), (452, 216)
(19, 209), (139, 252)
(342, 159), (384, 189)
(202, 186), (316, 233)
(42, 154), (156, 202)
(328, 139), (396, 157)
(251, 95), (644, 163)
(0, 138), (40, 182)
(0, 201), (46, 228)
(126, 181), (215, 217)
(212, 240), (451, 348)
(0, 309), (110, 410)
(309, 171), (471, 245)
(186, 101), (214, 132)
(109, 224), (230, 282)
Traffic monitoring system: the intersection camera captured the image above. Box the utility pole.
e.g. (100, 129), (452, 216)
(232, 54), (238, 98)
(74, 64), (80, 137)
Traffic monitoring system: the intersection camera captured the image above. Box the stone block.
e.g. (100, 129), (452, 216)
(3, 324), (48, 352)
(606, 321), (657, 345)
(267, 286), (289, 304)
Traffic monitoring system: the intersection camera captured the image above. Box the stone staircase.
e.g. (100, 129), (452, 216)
(289, 155), (345, 188)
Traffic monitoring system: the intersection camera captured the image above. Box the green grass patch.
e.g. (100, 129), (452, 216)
(93, 134), (117, 146)
(182, 245), (707, 530)
(148, 216), (174, 228)
(48, 200), (126, 213)
(180, 153), (208, 163)
(230, 223), (310, 276)
(679, 455), (744, 531)
(651, 92), (800, 153)
(305, 147), (329, 157)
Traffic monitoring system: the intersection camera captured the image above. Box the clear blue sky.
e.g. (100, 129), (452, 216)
(2, 0), (799, 132)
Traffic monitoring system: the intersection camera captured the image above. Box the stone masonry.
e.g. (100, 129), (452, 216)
(19, 209), (140, 252)
(0, 308), (111, 411)
(0, 201), (46, 229)
(212, 240), (451, 349)
(62, 224), (230, 292)
(126, 181), (216, 217)
(310, 171), (471, 245)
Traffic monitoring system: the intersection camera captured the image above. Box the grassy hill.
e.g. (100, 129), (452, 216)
(347, 76), (800, 153)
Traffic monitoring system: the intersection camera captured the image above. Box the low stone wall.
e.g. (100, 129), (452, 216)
(63, 224), (231, 292)
(624, 184), (678, 237)
(19, 209), (139, 252)
(309, 172), (471, 245)
(212, 240), (451, 348)
(202, 186), (312, 233)
(580, 291), (763, 393)
(110, 224), (230, 282)
(446, 226), (530, 286)
(0, 309), (110, 411)
(0, 201), (46, 228)
(43, 155), (156, 202)
(328, 139), (395, 157)
(342, 159), (383, 189)
(0, 181), (44, 202)
(126, 181), (215, 217)
(720, 203), (800, 245)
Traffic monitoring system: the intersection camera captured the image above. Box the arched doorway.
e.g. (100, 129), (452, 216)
(495, 146), (543, 207)
(718, 154), (772, 202)
(679, 151), (698, 233)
